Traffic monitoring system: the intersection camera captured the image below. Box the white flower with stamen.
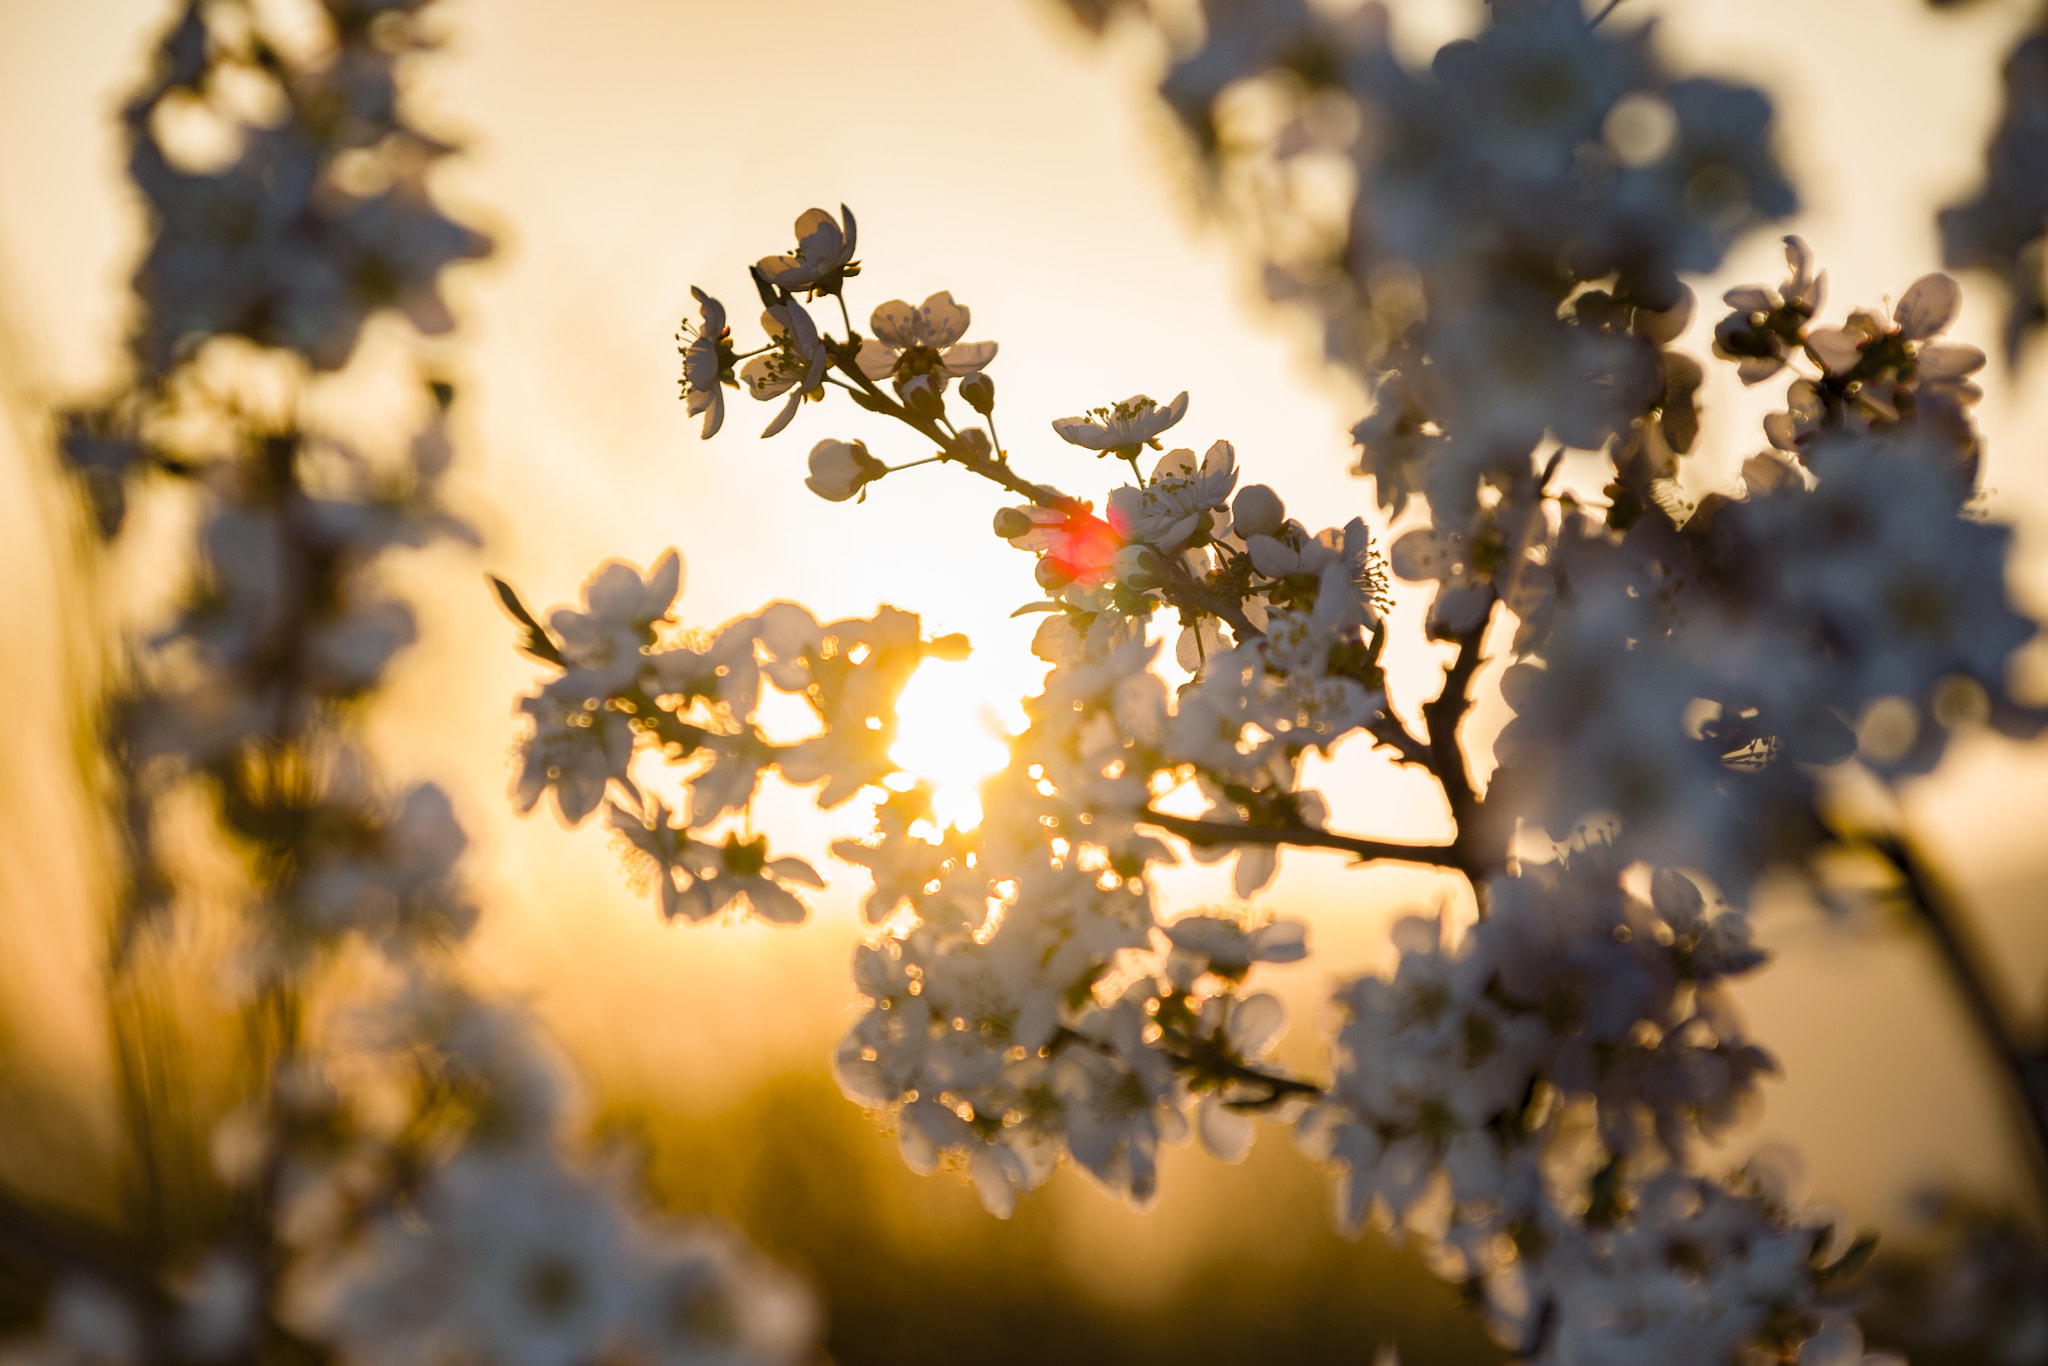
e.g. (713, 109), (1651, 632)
(755, 205), (860, 296)
(1107, 440), (1238, 548)
(856, 291), (997, 391)
(1052, 391), (1190, 458)
(678, 287), (735, 438)
(740, 302), (830, 438)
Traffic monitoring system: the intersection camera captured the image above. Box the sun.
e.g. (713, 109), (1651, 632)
(888, 655), (1026, 831)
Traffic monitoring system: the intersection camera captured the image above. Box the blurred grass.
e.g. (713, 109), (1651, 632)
(604, 1072), (1504, 1366)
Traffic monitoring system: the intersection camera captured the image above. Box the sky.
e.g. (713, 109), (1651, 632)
(1, 0), (2047, 1287)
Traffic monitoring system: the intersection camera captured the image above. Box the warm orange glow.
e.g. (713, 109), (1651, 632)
(889, 656), (1026, 831)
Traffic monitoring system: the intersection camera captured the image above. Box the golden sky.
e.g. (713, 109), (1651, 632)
(3, 0), (2048, 1265)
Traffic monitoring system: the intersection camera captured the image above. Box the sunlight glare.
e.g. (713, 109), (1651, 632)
(889, 657), (1023, 831)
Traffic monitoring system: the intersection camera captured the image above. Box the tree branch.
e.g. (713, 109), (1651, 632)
(827, 348), (1079, 511)
(1366, 711), (1433, 770)
(1871, 831), (2048, 1216)
(1159, 570), (1263, 642)
(1138, 808), (1467, 870)
(1419, 604), (1498, 885)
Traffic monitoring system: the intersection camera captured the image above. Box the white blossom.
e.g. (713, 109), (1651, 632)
(803, 437), (884, 502)
(1052, 391), (1190, 456)
(855, 290), (997, 389)
(1106, 440), (1237, 548)
(755, 204), (860, 296)
(679, 286), (735, 438)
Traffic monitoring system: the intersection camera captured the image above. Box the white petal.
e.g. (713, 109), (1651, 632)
(645, 550), (683, 614)
(1735, 355), (1783, 385)
(746, 882), (808, 925)
(856, 338), (899, 379)
(1229, 992), (1287, 1058)
(869, 299), (920, 349)
(1233, 846), (1277, 897)
(1805, 326), (1864, 374)
(1247, 535), (1299, 578)
(1052, 416), (1113, 450)
(1917, 341), (1986, 380)
(1248, 918), (1308, 963)
(939, 340), (998, 376)
(917, 291), (971, 347)
(761, 392), (802, 438)
(1198, 1101), (1255, 1163)
(793, 206), (842, 255)
(1389, 528), (1452, 581)
(769, 856), (826, 888)
(1894, 273), (1960, 340)
(740, 355), (789, 399)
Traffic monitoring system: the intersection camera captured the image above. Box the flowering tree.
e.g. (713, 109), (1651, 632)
(9, 0), (2048, 1364)
(499, 1), (2048, 1361)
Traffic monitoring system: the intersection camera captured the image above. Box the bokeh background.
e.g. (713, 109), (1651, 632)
(3, 1), (2048, 1360)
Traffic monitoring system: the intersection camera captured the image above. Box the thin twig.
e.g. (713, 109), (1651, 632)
(1160, 567), (1263, 642)
(1139, 808), (1467, 870)
(827, 347), (1076, 510)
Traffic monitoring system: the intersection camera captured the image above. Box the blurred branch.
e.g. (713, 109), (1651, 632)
(1872, 831), (2048, 1216)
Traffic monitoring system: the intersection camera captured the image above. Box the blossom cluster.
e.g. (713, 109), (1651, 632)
(505, 100), (2046, 1353)
(13, 4), (812, 1366)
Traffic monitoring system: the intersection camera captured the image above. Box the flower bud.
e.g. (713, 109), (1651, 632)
(805, 438), (884, 503)
(899, 373), (945, 420)
(959, 426), (993, 459)
(1112, 543), (1165, 590)
(959, 372), (995, 414)
(1035, 556), (1074, 591)
(992, 507), (1034, 540)
(1231, 484), (1286, 539)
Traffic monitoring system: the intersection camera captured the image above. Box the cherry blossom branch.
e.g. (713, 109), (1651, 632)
(1870, 831), (2048, 1215)
(826, 345), (1080, 511)
(1208, 1058), (1325, 1109)
(1137, 808), (1468, 870)
(1159, 563), (1263, 642)
(1420, 602), (1499, 884)
(1366, 710), (1433, 770)
(1047, 1027), (1322, 1108)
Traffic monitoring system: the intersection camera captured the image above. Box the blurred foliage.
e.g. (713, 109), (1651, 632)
(603, 1072), (1503, 1365)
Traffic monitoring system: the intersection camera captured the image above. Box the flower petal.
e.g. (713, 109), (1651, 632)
(917, 291), (971, 347)
(760, 391), (802, 438)
(939, 340), (998, 376)
(869, 299), (921, 349)
(857, 338), (898, 379)
(1895, 273), (1960, 340)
